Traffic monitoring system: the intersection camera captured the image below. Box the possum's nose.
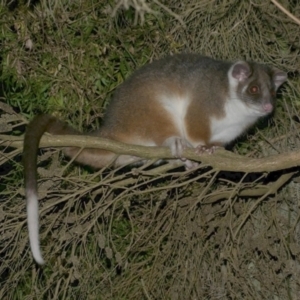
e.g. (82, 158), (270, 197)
(262, 102), (273, 113)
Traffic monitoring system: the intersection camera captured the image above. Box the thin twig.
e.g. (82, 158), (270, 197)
(153, 0), (186, 27)
(271, 0), (300, 26)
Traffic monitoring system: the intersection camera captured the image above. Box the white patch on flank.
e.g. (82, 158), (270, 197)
(26, 189), (44, 264)
(159, 93), (191, 139)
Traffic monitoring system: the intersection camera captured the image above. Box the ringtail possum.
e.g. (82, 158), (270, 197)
(23, 54), (287, 264)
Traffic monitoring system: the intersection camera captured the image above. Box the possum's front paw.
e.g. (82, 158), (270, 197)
(163, 137), (199, 169)
(195, 145), (219, 155)
(163, 136), (192, 158)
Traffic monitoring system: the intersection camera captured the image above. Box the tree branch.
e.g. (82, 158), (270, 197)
(1, 133), (300, 173)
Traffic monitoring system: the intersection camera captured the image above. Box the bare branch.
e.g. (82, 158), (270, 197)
(1, 133), (300, 173)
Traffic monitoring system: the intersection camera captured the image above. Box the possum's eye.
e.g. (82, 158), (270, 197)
(248, 85), (259, 94)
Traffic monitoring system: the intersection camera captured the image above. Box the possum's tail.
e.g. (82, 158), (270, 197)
(23, 114), (81, 264)
(24, 114), (137, 264)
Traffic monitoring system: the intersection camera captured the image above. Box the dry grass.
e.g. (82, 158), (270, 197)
(1, 0), (300, 299)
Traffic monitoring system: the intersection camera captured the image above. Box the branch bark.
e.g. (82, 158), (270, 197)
(1, 133), (300, 173)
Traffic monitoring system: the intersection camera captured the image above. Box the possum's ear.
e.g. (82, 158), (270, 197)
(231, 61), (252, 82)
(272, 68), (287, 90)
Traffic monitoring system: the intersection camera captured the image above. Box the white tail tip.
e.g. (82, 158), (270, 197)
(26, 192), (45, 265)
